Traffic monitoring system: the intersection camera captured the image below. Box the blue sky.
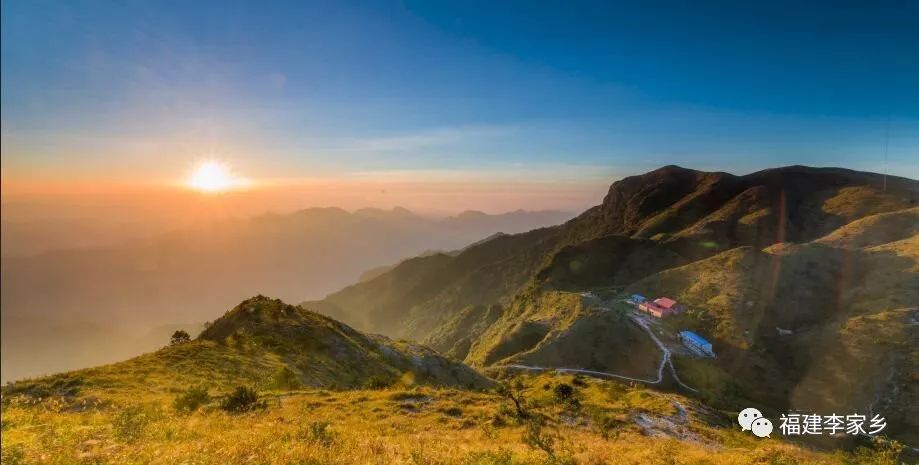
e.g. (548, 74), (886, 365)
(2, 0), (918, 186)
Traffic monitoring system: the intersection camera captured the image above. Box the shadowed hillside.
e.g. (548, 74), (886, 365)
(311, 165), (918, 446)
(314, 166), (917, 344)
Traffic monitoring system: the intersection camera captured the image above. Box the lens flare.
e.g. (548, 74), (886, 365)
(186, 161), (244, 193)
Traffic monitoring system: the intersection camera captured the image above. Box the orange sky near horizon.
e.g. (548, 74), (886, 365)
(0, 174), (611, 222)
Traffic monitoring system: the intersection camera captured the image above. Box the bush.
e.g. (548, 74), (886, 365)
(173, 386), (210, 413)
(114, 405), (151, 442)
(170, 330), (191, 345)
(442, 406), (463, 417)
(589, 410), (627, 440)
(846, 438), (904, 465)
(220, 386), (265, 413)
(271, 366), (302, 390)
(304, 421), (335, 446)
(389, 390), (428, 401)
(462, 449), (512, 465)
(523, 419), (555, 458)
(363, 375), (393, 390)
(553, 383), (574, 402)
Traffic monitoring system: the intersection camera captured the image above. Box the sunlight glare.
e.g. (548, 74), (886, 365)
(186, 161), (243, 193)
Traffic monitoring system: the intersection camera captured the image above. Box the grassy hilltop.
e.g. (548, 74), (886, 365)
(1, 369), (901, 464)
(0, 294), (907, 464)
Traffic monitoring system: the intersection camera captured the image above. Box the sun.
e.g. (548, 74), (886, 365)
(186, 161), (243, 193)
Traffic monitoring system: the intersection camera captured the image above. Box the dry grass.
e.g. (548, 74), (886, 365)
(1, 373), (877, 465)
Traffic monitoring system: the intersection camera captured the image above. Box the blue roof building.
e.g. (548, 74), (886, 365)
(679, 330), (715, 357)
(630, 294), (647, 303)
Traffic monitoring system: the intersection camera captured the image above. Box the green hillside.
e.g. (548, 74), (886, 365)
(814, 206), (919, 249)
(316, 166), (917, 345)
(309, 165), (918, 447)
(2, 166), (916, 463)
(3, 296), (491, 402)
(626, 233), (918, 445)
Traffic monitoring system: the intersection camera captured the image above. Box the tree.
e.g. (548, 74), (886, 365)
(496, 380), (529, 419)
(170, 330), (191, 345)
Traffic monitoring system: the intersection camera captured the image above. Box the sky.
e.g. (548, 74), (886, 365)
(2, 0), (918, 215)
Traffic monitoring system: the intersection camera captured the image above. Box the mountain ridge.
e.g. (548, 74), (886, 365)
(308, 164), (918, 444)
(3, 295), (491, 395)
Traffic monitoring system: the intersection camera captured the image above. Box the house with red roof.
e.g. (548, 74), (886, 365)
(638, 296), (684, 318)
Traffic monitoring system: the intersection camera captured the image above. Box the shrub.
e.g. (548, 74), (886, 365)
(173, 386), (210, 413)
(523, 419), (555, 459)
(304, 421), (335, 446)
(589, 410), (626, 440)
(271, 366), (302, 390)
(389, 390), (428, 401)
(170, 330), (191, 345)
(462, 449), (512, 465)
(553, 383), (574, 402)
(846, 438), (904, 465)
(363, 375), (393, 390)
(114, 405), (151, 442)
(220, 386), (265, 413)
(442, 406), (463, 417)
(522, 418), (578, 465)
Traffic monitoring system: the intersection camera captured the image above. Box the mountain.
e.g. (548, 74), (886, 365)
(625, 232), (918, 445)
(2, 166), (914, 463)
(309, 165), (918, 444)
(315, 166), (916, 343)
(0, 207), (571, 382)
(0, 297), (885, 464)
(3, 296), (490, 397)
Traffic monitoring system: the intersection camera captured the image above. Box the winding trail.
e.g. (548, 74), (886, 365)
(628, 314), (698, 392)
(486, 311), (698, 393)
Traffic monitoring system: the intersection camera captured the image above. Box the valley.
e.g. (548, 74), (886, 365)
(2, 165), (916, 464)
(307, 165), (919, 447)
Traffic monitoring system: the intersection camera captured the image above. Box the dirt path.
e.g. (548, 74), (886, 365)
(629, 314), (698, 392)
(485, 310), (698, 393)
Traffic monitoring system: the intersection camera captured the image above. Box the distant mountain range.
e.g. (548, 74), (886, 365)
(0, 207), (571, 382)
(5, 164), (917, 446)
(305, 165), (918, 445)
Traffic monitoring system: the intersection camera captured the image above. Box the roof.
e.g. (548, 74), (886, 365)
(654, 297), (678, 308)
(679, 331), (711, 347)
(631, 294), (646, 301)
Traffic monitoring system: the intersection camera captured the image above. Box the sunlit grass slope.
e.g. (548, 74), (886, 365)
(2, 296), (491, 402)
(2, 372), (896, 465)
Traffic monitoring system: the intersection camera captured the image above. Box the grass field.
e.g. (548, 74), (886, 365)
(1, 373), (902, 465)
